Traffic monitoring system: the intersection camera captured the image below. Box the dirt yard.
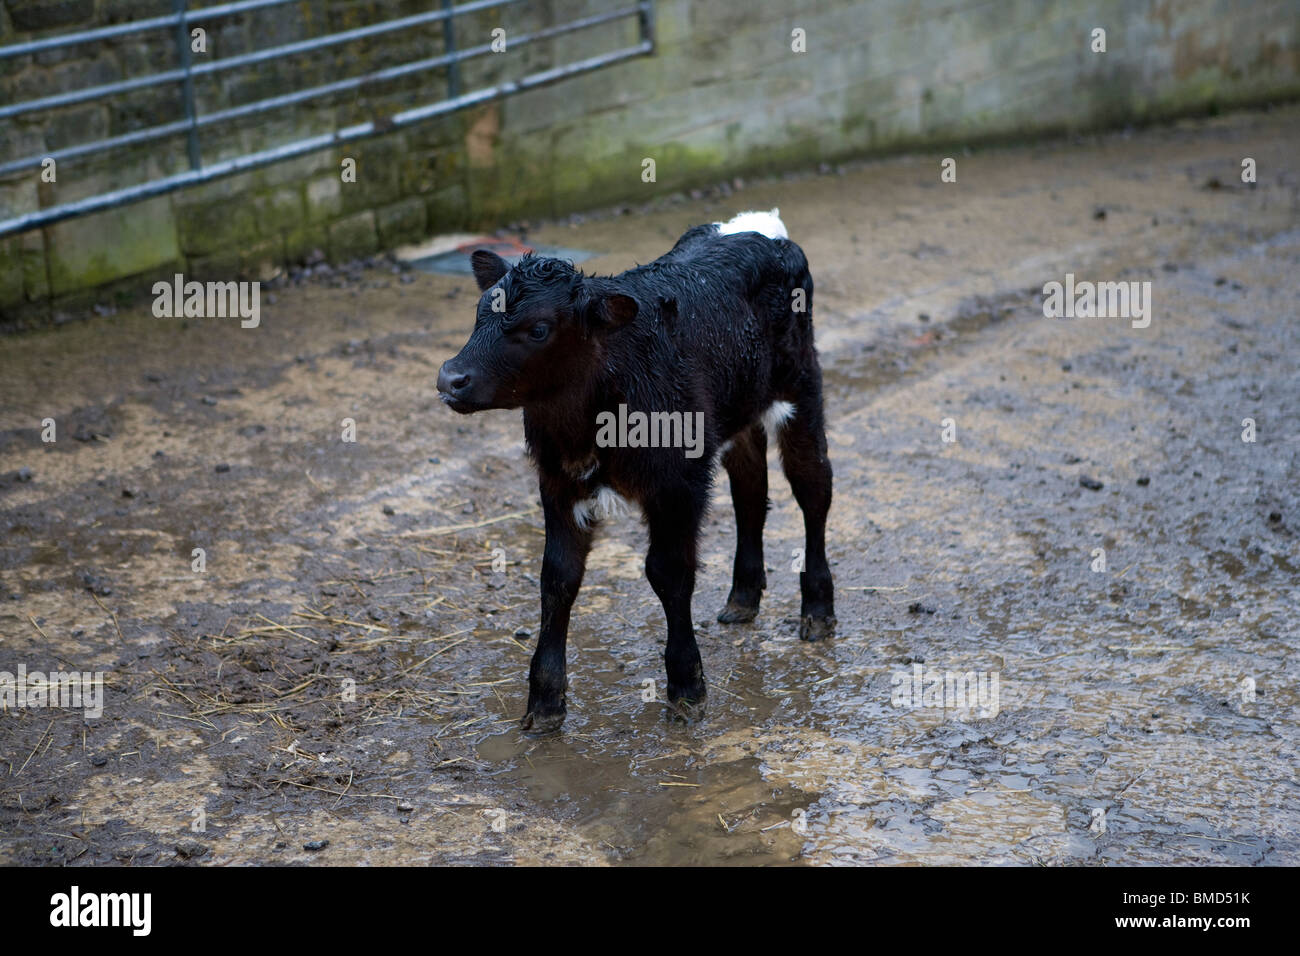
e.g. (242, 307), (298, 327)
(2, 106), (1297, 866)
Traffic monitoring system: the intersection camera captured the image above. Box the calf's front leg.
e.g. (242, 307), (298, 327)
(522, 494), (592, 733)
(644, 492), (708, 720)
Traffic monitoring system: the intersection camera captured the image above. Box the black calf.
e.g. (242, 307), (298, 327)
(436, 209), (834, 732)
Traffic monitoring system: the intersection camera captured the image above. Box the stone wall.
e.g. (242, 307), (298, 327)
(2, 0), (1298, 324)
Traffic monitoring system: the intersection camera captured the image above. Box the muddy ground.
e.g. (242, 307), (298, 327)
(1, 106), (1297, 866)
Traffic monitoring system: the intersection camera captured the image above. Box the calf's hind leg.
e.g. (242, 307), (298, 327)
(776, 385), (836, 641)
(718, 423), (768, 624)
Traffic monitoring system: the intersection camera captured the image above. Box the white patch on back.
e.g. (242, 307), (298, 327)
(714, 208), (788, 240)
(761, 400), (795, 435)
(573, 486), (631, 530)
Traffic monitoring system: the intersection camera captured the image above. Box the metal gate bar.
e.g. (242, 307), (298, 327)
(171, 0), (202, 170)
(0, 0), (300, 60)
(0, 1), (655, 238)
(0, 5), (641, 178)
(0, 0), (519, 120)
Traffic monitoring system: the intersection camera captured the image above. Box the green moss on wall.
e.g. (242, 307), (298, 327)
(5, 0), (1299, 323)
(45, 197), (181, 296)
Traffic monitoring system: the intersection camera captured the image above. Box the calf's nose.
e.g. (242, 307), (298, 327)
(437, 362), (471, 396)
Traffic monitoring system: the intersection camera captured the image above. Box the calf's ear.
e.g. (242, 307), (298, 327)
(588, 293), (638, 329)
(471, 250), (510, 291)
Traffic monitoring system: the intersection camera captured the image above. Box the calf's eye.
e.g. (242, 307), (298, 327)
(528, 323), (550, 342)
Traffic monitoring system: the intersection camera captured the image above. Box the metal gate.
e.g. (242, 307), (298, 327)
(0, 0), (654, 238)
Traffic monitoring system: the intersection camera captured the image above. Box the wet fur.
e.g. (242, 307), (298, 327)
(438, 213), (836, 733)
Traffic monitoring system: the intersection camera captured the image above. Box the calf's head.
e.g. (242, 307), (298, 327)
(436, 250), (638, 413)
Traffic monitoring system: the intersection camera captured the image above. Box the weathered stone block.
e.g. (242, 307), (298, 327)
(284, 223), (330, 264)
(43, 104), (109, 149)
(176, 194), (259, 257)
(259, 151), (338, 189)
(20, 230), (49, 301)
(465, 127), (554, 226)
(0, 237), (24, 309)
(305, 175), (344, 223)
(327, 210), (379, 260)
(240, 236), (285, 281)
(251, 185), (307, 235)
(8, 0), (95, 31)
(0, 178), (40, 220)
(13, 55), (116, 101)
(426, 183), (468, 233)
(187, 249), (243, 282)
(341, 137), (406, 212)
(46, 196), (181, 296)
(375, 196), (427, 247)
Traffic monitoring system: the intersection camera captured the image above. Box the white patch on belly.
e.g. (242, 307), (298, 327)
(714, 208), (788, 240)
(761, 400), (795, 435)
(709, 437), (735, 471)
(573, 486), (631, 530)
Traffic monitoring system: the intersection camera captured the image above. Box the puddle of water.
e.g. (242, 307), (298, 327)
(474, 632), (819, 865)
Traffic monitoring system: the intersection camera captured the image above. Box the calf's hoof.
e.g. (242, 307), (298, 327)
(799, 614), (836, 642)
(665, 686), (708, 723)
(520, 706), (566, 735)
(717, 598), (760, 624)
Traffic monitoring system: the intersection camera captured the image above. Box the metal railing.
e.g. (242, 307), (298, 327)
(0, 0), (655, 238)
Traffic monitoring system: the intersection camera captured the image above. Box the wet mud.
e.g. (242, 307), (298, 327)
(1, 106), (1297, 865)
